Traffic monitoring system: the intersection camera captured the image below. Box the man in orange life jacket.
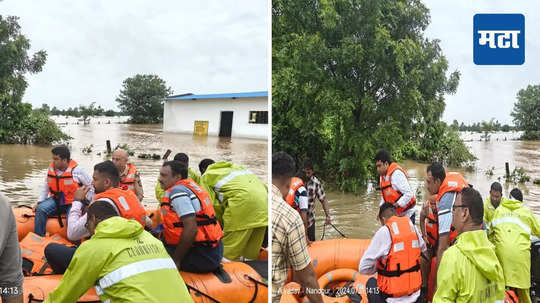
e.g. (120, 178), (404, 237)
(34, 145), (93, 236)
(375, 149), (417, 224)
(159, 160), (224, 273)
(359, 202), (426, 303)
(284, 171), (310, 243)
(423, 162), (468, 294)
(111, 149), (144, 201)
(44, 160), (148, 273)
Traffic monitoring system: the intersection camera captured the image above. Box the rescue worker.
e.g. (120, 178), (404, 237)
(159, 160), (223, 273)
(272, 152), (323, 303)
(44, 201), (193, 302)
(34, 145), (93, 236)
(0, 194), (23, 303)
(423, 163), (468, 293)
(199, 160), (268, 261)
(199, 158), (216, 175)
(44, 160), (148, 273)
(155, 153), (200, 201)
(302, 159), (332, 242)
(433, 187), (505, 302)
(483, 182), (503, 228)
(111, 148), (144, 201)
(284, 171), (310, 244)
(375, 149), (416, 223)
(489, 187), (540, 303)
(359, 203), (425, 302)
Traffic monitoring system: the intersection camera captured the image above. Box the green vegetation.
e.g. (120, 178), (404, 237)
(505, 167), (530, 184)
(46, 104), (124, 118)
(272, 0), (475, 191)
(116, 74), (173, 124)
(512, 84), (540, 140)
(0, 15), (69, 145)
(452, 119), (513, 133)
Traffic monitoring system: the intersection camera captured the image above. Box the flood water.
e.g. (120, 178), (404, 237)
(315, 132), (540, 239)
(0, 116), (268, 207)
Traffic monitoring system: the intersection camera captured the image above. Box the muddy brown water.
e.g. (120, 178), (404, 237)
(314, 132), (540, 239)
(0, 116), (268, 207)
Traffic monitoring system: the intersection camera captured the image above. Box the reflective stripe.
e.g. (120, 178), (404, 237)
(31, 235), (44, 242)
(48, 167), (55, 172)
(118, 196), (130, 211)
(288, 188), (294, 196)
(409, 221), (415, 233)
(63, 179), (74, 185)
(326, 272), (333, 283)
(492, 217), (531, 235)
(447, 181), (458, 187)
(22, 249), (33, 255)
(170, 193), (188, 200)
(427, 222), (433, 228)
(391, 222), (400, 235)
(214, 170), (251, 193)
(95, 258), (176, 295)
(393, 242), (404, 252)
(218, 193), (225, 203)
(495, 301), (504, 303)
(126, 174), (135, 179)
(412, 240), (419, 248)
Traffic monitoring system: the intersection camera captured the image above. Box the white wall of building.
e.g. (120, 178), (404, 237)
(163, 97), (268, 139)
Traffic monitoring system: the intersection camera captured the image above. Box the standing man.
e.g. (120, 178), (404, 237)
(158, 160), (223, 273)
(483, 182), (503, 228)
(489, 187), (540, 303)
(0, 194), (23, 303)
(303, 159), (331, 242)
(111, 149), (144, 201)
(34, 145), (93, 236)
(433, 188), (505, 302)
(375, 149), (416, 223)
(200, 160), (268, 261)
(359, 203), (425, 302)
(272, 152), (322, 303)
(285, 171), (310, 244)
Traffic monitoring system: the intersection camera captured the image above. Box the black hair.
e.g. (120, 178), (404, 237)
(199, 158), (215, 174)
(52, 145), (70, 161)
(374, 149), (392, 164)
(272, 152), (296, 178)
(303, 158), (313, 170)
(378, 202), (396, 220)
(173, 153), (189, 165)
(490, 182), (503, 193)
(426, 162), (446, 183)
(460, 187), (484, 225)
(87, 200), (118, 222)
(163, 160), (188, 179)
(94, 161), (120, 186)
(510, 188), (523, 202)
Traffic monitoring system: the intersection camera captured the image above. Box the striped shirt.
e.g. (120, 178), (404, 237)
(306, 176), (326, 227)
(272, 184), (311, 302)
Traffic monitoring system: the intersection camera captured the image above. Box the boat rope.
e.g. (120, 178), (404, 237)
(321, 223), (348, 240)
(244, 274), (267, 303)
(185, 283), (220, 303)
(320, 223), (326, 240)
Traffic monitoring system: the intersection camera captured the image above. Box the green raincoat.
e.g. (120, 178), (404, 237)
(199, 162), (268, 232)
(155, 167), (201, 202)
(433, 230), (505, 303)
(483, 197), (506, 228)
(489, 198), (540, 289)
(45, 217), (192, 303)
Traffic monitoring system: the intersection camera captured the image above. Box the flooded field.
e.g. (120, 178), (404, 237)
(0, 116), (268, 206)
(314, 132), (540, 239)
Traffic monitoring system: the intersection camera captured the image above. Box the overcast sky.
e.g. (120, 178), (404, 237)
(0, 0), (268, 110)
(423, 0), (540, 124)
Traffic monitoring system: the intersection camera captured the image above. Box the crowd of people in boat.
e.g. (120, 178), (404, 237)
(0, 145), (268, 302)
(272, 149), (540, 303)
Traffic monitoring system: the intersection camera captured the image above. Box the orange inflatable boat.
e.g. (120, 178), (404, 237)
(13, 206), (67, 241)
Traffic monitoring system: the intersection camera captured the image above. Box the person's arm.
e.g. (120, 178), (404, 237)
(431, 249), (458, 303)
(173, 215), (197, 269)
(73, 167), (94, 201)
(391, 170), (414, 209)
(316, 181), (331, 224)
(134, 173), (144, 202)
(67, 187), (92, 241)
(0, 197), (23, 303)
(528, 209), (540, 238)
(419, 202), (428, 240)
(44, 241), (105, 303)
(38, 178), (50, 203)
(433, 192), (456, 291)
(358, 227), (391, 275)
(294, 263), (323, 303)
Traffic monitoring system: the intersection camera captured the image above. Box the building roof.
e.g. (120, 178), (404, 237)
(165, 91), (267, 101)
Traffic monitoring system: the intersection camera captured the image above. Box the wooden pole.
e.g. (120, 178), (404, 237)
(162, 149), (172, 160)
(106, 140), (112, 154)
(505, 162), (510, 178)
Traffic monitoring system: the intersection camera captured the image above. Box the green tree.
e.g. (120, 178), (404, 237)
(511, 84), (540, 140)
(272, 0), (473, 191)
(78, 102), (100, 124)
(0, 15), (68, 144)
(116, 74), (172, 123)
(480, 118), (497, 141)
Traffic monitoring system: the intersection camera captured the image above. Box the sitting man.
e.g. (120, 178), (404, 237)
(44, 160), (147, 273)
(44, 201), (193, 302)
(111, 148), (144, 201)
(159, 160), (223, 273)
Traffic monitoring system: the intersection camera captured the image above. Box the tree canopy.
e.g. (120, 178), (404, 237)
(116, 74), (173, 124)
(512, 84), (540, 140)
(272, 0), (474, 191)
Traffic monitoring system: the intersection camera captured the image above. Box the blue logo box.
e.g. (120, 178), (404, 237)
(473, 14), (525, 65)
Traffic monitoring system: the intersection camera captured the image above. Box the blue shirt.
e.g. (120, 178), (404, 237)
(169, 185), (202, 219)
(438, 192), (457, 236)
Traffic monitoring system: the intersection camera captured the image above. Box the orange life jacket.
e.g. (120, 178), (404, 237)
(47, 160), (80, 205)
(285, 177), (304, 211)
(379, 163), (416, 215)
(119, 163), (137, 195)
(376, 216), (422, 297)
(160, 179), (223, 247)
(20, 232), (73, 275)
(93, 187), (146, 227)
(505, 289), (519, 303)
(425, 172), (468, 248)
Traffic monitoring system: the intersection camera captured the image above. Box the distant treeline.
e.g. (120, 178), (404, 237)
(36, 103), (124, 117)
(451, 119), (514, 133)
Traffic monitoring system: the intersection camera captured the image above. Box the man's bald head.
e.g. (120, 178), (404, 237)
(111, 149), (129, 172)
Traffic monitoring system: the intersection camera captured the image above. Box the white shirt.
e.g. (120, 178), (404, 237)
(379, 169), (415, 219)
(67, 198), (120, 241)
(38, 165), (94, 202)
(358, 221), (426, 303)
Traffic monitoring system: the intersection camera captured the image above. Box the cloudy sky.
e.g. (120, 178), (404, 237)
(423, 0), (540, 124)
(0, 1), (268, 110)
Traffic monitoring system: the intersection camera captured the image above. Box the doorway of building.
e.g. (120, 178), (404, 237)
(219, 111), (233, 137)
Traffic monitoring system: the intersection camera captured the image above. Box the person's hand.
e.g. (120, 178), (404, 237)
(32, 203), (39, 211)
(306, 236), (312, 246)
(74, 186), (91, 201)
(325, 216), (331, 225)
